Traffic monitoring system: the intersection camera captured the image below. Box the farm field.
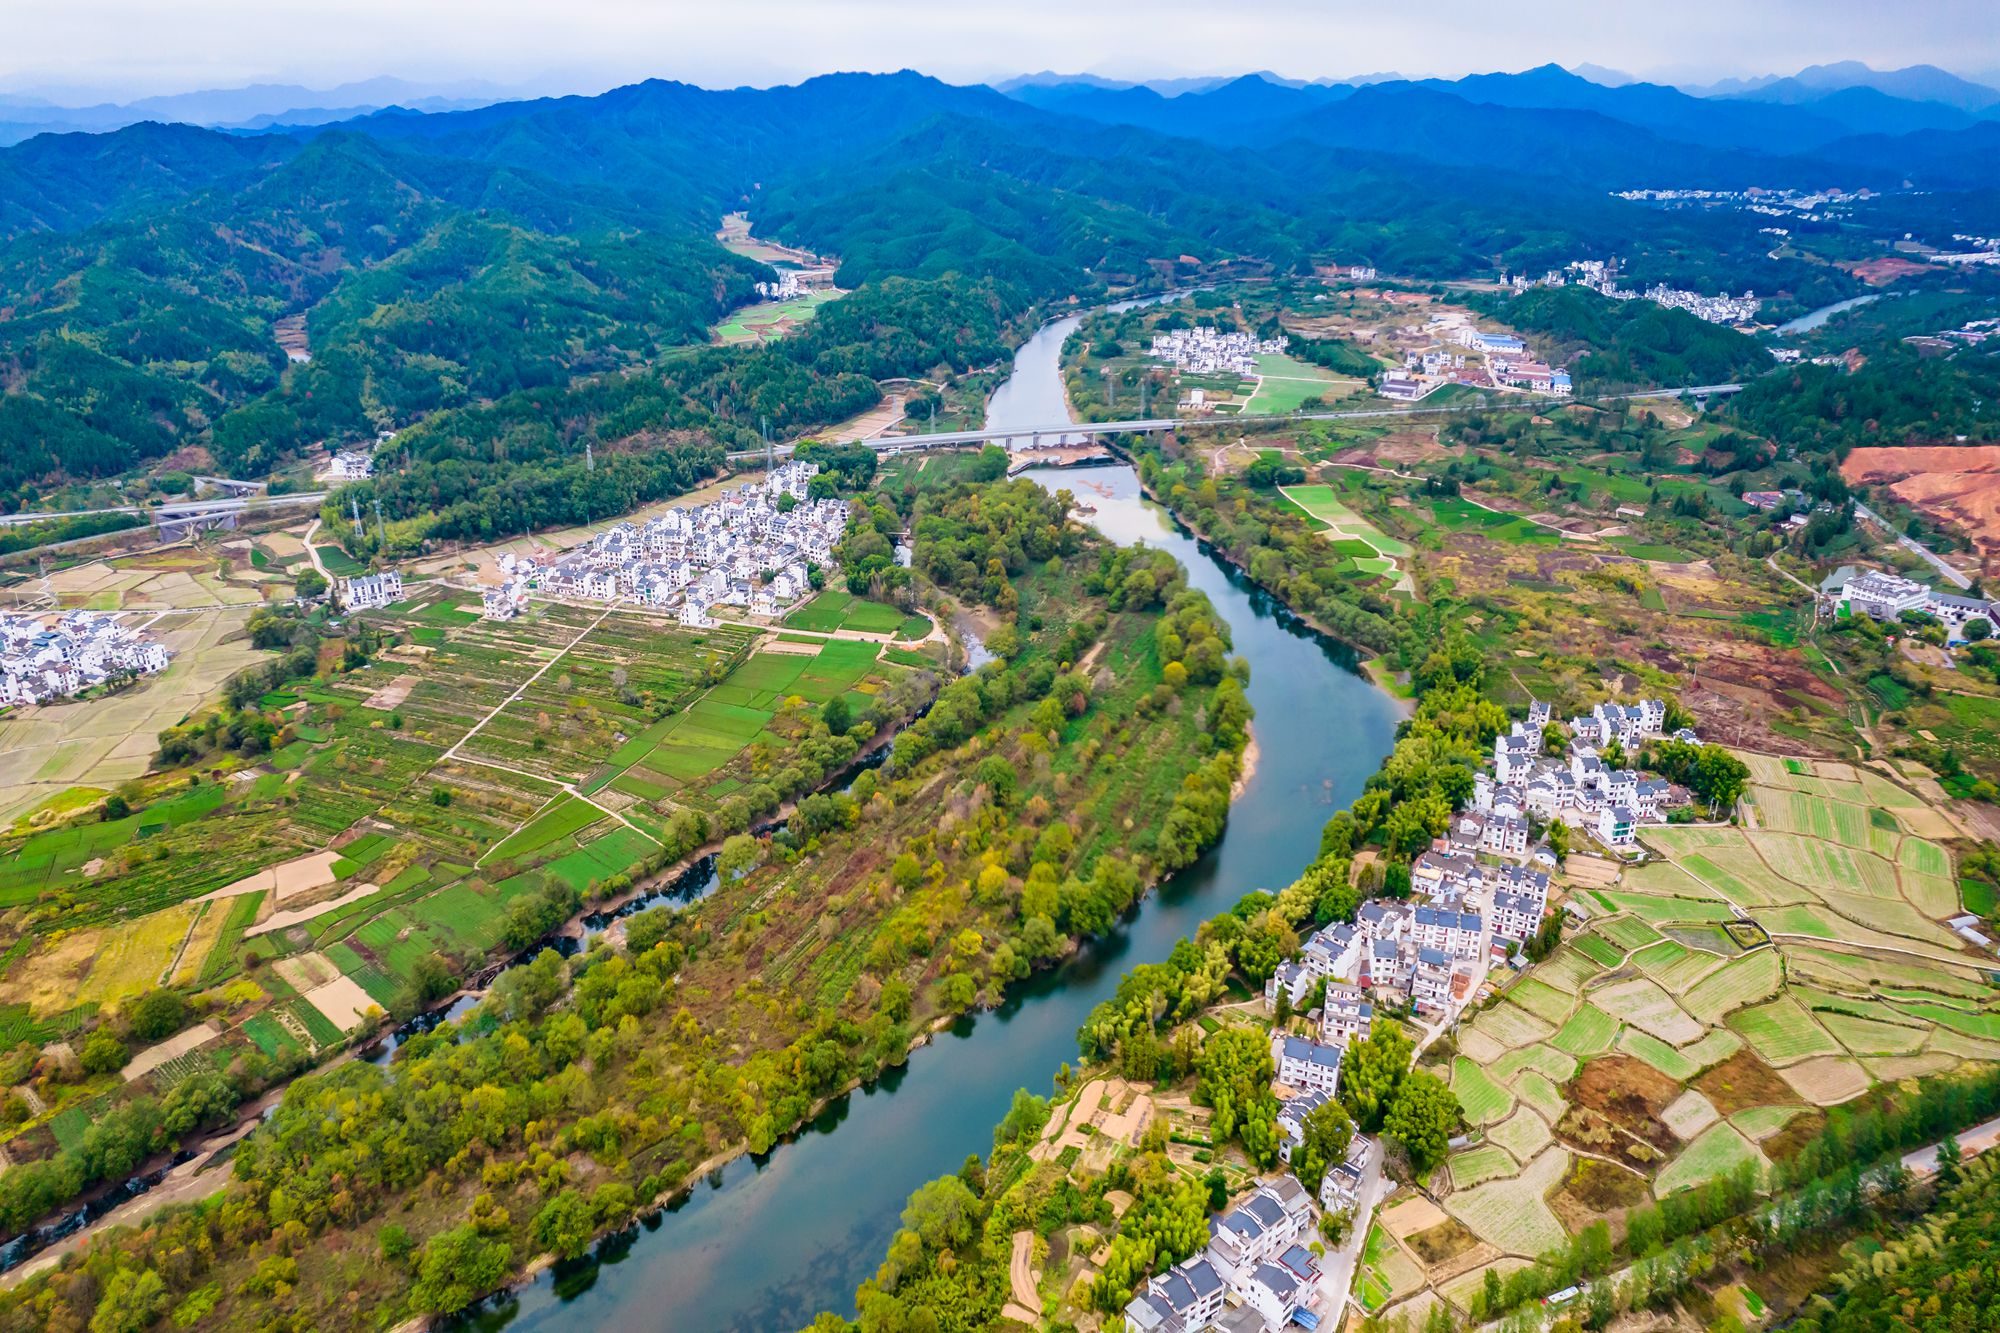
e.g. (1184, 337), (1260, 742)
(1242, 353), (1358, 415)
(1416, 751), (1999, 1322)
(0, 606), (266, 822)
(781, 590), (931, 639)
(0, 591), (940, 1141)
(711, 288), (842, 344)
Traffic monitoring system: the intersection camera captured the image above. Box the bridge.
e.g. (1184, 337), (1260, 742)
(725, 383), (1745, 463)
(0, 491), (327, 537)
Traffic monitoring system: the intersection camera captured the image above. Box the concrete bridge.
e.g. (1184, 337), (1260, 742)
(726, 383), (1745, 463)
(0, 491), (327, 536)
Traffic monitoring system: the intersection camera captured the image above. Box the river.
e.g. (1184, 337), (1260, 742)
(453, 310), (1401, 1332)
(1775, 293), (1880, 335)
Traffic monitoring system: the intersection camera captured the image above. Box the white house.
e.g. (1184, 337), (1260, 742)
(1122, 1254), (1227, 1333)
(1319, 983), (1374, 1047)
(337, 570), (403, 611)
(1598, 805), (1637, 847)
(1843, 569), (1932, 620)
(1270, 1034), (1343, 1096)
(1412, 907), (1483, 959)
(1319, 1135), (1374, 1212)
(1206, 1179), (1314, 1286)
(1410, 947), (1454, 1011)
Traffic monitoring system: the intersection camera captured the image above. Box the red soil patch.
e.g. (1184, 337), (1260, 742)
(1842, 257), (1930, 286)
(1841, 446), (2000, 574)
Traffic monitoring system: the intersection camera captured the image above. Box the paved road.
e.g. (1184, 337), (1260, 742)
(1317, 1152), (1386, 1323)
(1855, 501), (1973, 589)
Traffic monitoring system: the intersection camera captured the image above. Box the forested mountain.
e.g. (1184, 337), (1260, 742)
(0, 64), (1993, 499)
(1482, 286), (1774, 391)
(0, 121), (294, 239)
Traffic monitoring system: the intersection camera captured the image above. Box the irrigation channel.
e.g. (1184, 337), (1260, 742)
(438, 304), (1402, 1329)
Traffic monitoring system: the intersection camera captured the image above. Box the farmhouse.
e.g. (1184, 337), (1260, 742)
(338, 570), (404, 611)
(1270, 1033), (1343, 1096)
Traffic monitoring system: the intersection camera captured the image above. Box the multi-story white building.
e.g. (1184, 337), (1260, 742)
(1410, 947), (1455, 1011)
(1270, 1033), (1343, 1096)
(0, 612), (174, 706)
(1122, 1253), (1228, 1333)
(1319, 983), (1374, 1047)
(1205, 1178), (1315, 1287)
(337, 570), (404, 611)
(1412, 907), (1483, 959)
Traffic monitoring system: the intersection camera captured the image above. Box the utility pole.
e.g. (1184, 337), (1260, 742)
(371, 497), (386, 547)
(1105, 367), (1116, 409)
(761, 417), (772, 472)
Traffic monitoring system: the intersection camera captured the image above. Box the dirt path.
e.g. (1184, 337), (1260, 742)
(445, 602), (616, 763)
(1007, 1230), (1042, 1317)
(302, 518), (332, 584)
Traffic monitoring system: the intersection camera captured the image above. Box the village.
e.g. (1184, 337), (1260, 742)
(1149, 327), (1292, 377)
(1505, 257), (1762, 325)
(1377, 317), (1573, 404)
(1122, 695), (1701, 1333)
(0, 610), (173, 706)
(332, 461), (859, 626)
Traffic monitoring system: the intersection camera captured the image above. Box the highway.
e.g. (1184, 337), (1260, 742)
(1854, 500), (1973, 590)
(0, 491), (326, 528)
(724, 382), (1747, 462)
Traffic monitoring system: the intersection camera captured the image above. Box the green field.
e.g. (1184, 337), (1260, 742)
(1243, 354), (1353, 414)
(711, 289), (841, 343)
(1277, 483), (1414, 581)
(783, 590), (930, 639)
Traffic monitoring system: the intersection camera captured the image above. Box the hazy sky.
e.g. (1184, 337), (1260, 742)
(5, 0), (1997, 100)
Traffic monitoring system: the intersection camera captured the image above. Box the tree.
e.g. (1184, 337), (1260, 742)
(1936, 1135), (1964, 1188)
(532, 1188), (597, 1259)
(901, 1175), (980, 1254)
(294, 568), (329, 600)
(821, 695), (853, 735)
(128, 989), (190, 1042)
(1292, 1099), (1356, 1192)
(1384, 1070), (1462, 1174)
(1339, 1025), (1413, 1132)
(89, 1268), (168, 1333)
(81, 1028), (128, 1075)
(409, 1224), (510, 1314)
(1968, 618), (1993, 642)
(719, 833), (761, 880)
(100, 793), (131, 822)
(1546, 818), (1570, 863)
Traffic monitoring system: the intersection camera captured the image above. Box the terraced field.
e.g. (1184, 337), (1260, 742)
(1431, 750), (1997, 1316)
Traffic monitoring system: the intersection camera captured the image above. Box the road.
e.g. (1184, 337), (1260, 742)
(1854, 500), (1972, 589)
(1317, 1150), (1386, 1324)
(0, 492), (326, 528)
(302, 518), (332, 583)
(724, 383), (1748, 462)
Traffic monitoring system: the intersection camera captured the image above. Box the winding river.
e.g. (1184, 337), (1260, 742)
(456, 311), (1401, 1331)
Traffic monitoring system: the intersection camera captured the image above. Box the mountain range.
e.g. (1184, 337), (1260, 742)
(0, 61), (1992, 494)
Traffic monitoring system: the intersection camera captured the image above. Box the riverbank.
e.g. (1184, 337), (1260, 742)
(1117, 444), (1407, 688)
